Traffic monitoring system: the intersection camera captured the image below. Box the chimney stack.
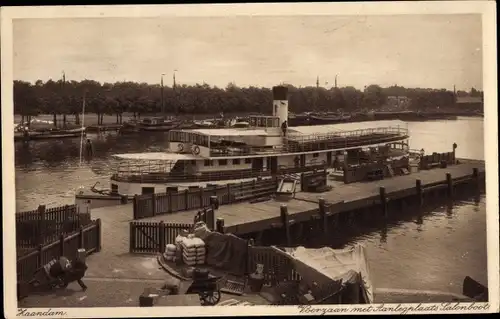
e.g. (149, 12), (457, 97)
(272, 85), (289, 126)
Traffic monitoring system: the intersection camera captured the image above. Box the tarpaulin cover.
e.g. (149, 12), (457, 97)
(204, 232), (248, 276)
(280, 244), (374, 303)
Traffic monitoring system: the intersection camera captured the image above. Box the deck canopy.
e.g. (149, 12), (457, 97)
(111, 152), (198, 176)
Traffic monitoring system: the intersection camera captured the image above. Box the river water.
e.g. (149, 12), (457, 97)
(14, 117), (487, 295)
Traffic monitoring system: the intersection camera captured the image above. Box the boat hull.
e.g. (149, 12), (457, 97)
(14, 128), (86, 141)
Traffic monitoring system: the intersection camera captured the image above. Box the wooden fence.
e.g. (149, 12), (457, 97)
(16, 204), (92, 248)
(129, 221), (194, 254)
(246, 245), (302, 286)
(129, 220), (301, 285)
(420, 151), (455, 169)
(16, 219), (102, 284)
(133, 177), (278, 219)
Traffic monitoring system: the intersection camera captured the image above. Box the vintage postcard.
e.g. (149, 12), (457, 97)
(2, 1), (498, 317)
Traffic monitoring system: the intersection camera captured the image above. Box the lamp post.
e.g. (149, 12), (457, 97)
(173, 69), (178, 114)
(161, 73), (166, 116)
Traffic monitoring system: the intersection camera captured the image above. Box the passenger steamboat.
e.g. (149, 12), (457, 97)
(75, 86), (412, 209)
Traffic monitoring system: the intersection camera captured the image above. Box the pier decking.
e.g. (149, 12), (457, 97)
(92, 160), (485, 236)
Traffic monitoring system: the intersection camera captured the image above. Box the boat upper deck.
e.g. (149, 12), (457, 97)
(168, 126), (409, 157)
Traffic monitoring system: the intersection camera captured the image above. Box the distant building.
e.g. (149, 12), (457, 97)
(455, 96), (483, 112)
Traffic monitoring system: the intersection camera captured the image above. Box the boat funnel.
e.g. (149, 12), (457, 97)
(272, 86), (289, 127)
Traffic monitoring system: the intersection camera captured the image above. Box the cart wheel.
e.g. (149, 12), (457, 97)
(199, 290), (221, 306)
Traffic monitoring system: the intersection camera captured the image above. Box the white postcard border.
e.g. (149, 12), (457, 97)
(1, 1), (498, 317)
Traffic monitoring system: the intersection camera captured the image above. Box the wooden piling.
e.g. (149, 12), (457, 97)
(472, 167), (480, 203)
(280, 204), (291, 246)
(446, 173), (453, 199)
(255, 231), (263, 246)
(415, 179), (423, 207)
(319, 198), (328, 236)
(379, 187), (388, 218)
(472, 167), (479, 190)
(216, 218), (225, 234)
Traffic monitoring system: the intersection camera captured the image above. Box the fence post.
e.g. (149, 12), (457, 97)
(379, 187), (388, 218)
(37, 244), (43, 269)
(227, 184), (232, 204)
(184, 189), (189, 210)
(37, 205), (46, 246)
(452, 142), (457, 163)
(199, 188), (204, 209)
(96, 218), (102, 252)
(151, 193), (157, 216)
(446, 173), (453, 199)
(210, 195), (219, 210)
(280, 204), (291, 246)
(133, 195), (138, 219)
(59, 233), (65, 257)
(168, 191), (173, 214)
(129, 222), (134, 253)
(216, 218), (225, 233)
(79, 226), (85, 249)
(159, 221), (166, 254)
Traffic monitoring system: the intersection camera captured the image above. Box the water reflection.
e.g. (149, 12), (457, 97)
(15, 132), (170, 172)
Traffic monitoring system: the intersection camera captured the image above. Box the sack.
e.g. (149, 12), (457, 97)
(164, 250), (176, 258)
(183, 259), (197, 266)
(165, 244), (177, 253)
(182, 252), (197, 263)
(194, 224), (211, 240)
(163, 254), (174, 262)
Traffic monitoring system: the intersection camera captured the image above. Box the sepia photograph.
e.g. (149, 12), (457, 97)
(2, 2), (498, 317)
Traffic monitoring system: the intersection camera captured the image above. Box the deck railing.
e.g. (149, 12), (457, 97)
(209, 126), (409, 157)
(112, 162), (329, 185)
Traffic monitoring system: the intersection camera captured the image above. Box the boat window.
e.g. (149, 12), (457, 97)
(233, 159), (240, 165)
(204, 160), (211, 166)
(313, 153), (319, 158)
(219, 159), (228, 166)
(141, 187), (155, 195)
(266, 118), (274, 128)
(245, 158), (252, 164)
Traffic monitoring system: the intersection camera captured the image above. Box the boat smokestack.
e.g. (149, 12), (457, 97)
(272, 85), (289, 126)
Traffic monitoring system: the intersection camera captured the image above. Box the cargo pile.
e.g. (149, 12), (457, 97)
(162, 222), (212, 266)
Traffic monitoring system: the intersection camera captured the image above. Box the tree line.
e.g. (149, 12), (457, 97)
(14, 79), (483, 126)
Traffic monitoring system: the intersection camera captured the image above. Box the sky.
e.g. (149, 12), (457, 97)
(13, 14), (483, 91)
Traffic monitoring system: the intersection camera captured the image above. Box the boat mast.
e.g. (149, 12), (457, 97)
(161, 73), (165, 116)
(79, 91), (86, 166)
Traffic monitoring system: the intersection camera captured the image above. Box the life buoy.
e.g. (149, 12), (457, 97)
(192, 146), (201, 155)
(178, 143), (184, 152)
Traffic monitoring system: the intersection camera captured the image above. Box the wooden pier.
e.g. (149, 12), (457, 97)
(92, 160), (485, 247)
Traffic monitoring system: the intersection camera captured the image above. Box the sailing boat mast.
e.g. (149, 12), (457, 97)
(79, 91), (86, 166)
